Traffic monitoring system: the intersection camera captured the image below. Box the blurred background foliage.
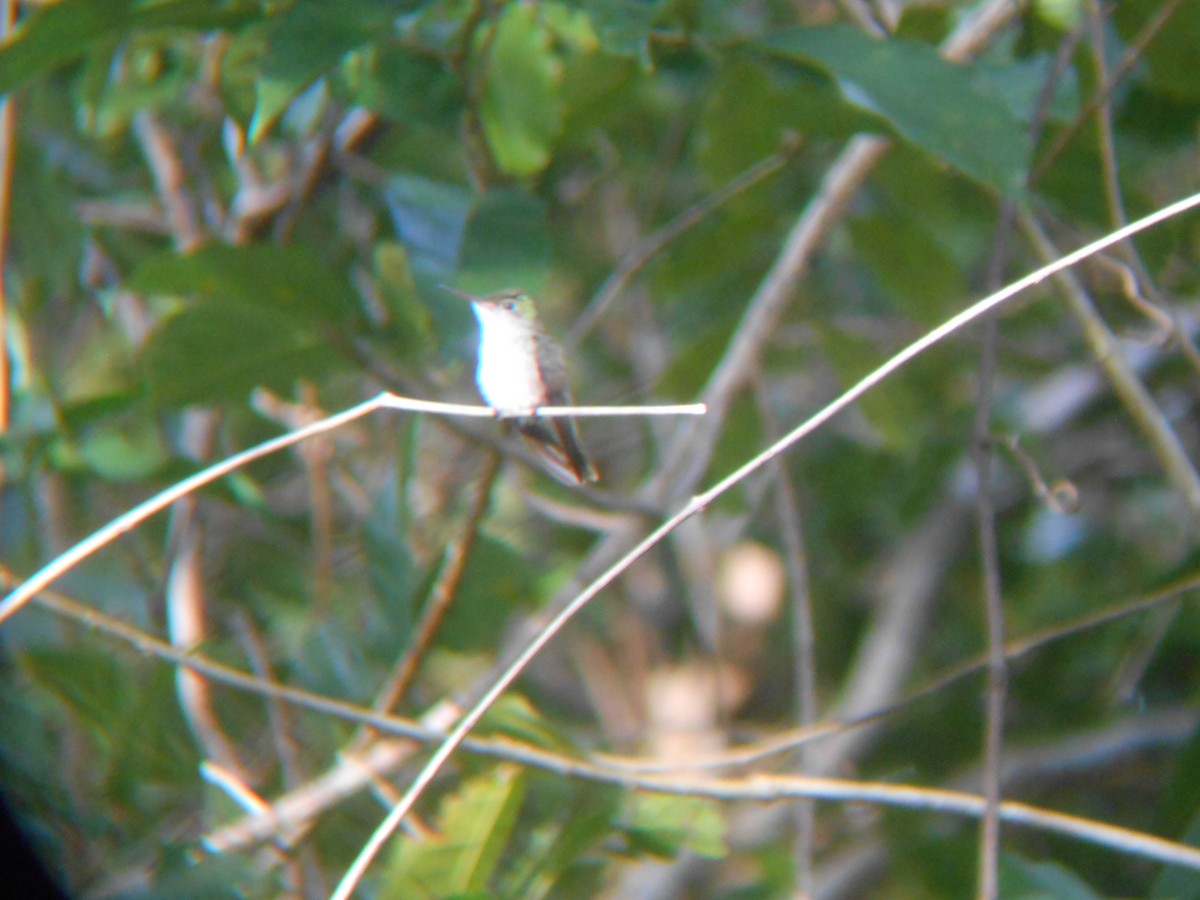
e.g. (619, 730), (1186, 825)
(1, 0), (1200, 897)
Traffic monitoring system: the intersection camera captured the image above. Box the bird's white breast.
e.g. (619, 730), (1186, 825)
(473, 304), (544, 413)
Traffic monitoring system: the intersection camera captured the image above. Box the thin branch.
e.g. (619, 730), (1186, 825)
(167, 521), (250, 779)
(970, 20), (1079, 879)
(754, 374), (817, 896)
(234, 611), (306, 791)
(362, 451), (500, 722)
(1019, 211), (1200, 512)
(972, 237), (1010, 900)
(15, 566), (1200, 875)
(603, 571), (1200, 775)
(0, 395), (704, 626)
(1081, 0), (1200, 370)
(133, 112), (204, 252)
(1030, 0), (1187, 185)
(566, 141), (802, 349)
(332, 192), (1200, 898)
(656, 134), (890, 502)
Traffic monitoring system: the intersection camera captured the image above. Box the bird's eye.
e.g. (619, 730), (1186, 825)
(502, 299), (517, 311)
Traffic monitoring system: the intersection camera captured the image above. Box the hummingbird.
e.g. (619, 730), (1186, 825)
(448, 287), (599, 485)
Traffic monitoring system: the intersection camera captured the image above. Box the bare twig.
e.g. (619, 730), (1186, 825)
(167, 522), (250, 779)
(133, 112), (204, 252)
(603, 570), (1200, 775)
(1080, 0), (1200, 371)
(754, 375), (817, 895)
(566, 141), (803, 349)
(13, 564), (1200, 874)
(363, 451), (500, 722)
(1019, 212), (1200, 512)
(0, 395), (705, 625)
(234, 612), (306, 791)
(1031, 0), (1186, 185)
(973, 264), (1007, 900)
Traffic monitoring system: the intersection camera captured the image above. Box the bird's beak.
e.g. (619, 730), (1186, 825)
(439, 284), (477, 303)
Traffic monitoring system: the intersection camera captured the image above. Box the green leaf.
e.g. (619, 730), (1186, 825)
(141, 300), (342, 408)
(1034, 0), (1084, 31)
(0, 0), (259, 95)
(77, 418), (169, 481)
(382, 764), (527, 896)
(363, 465), (419, 645)
(130, 244), (358, 325)
(443, 537), (537, 652)
(457, 188), (551, 295)
(621, 794), (726, 860)
(250, 0), (398, 142)
(762, 25), (1029, 194)
(480, 4), (564, 176)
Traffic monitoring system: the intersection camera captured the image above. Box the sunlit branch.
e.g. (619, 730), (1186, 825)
(0, 394), (704, 626)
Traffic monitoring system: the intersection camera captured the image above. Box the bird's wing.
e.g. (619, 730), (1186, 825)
(534, 331), (571, 402)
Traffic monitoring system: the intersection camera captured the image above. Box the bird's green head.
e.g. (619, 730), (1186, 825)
(475, 288), (539, 323)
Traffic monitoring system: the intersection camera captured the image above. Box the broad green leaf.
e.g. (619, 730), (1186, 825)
(130, 244), (358, 324)
(621, 794), (726, 860)
(141, 300), (342, 408)
(762, 26), (1029, 194)
(0, 0), (258, 95)
(250, 0), (398, 142)
(978, 53), (1079, 126)
(382, 764), (527, 896)
(480, 4), (564, 176)
(363, 464), (419, 647)
(11, 140), (87, 298)
(457, 189), (551, 295)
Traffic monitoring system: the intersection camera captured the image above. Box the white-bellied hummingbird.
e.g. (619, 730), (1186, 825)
(446, 286), (599, 485)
